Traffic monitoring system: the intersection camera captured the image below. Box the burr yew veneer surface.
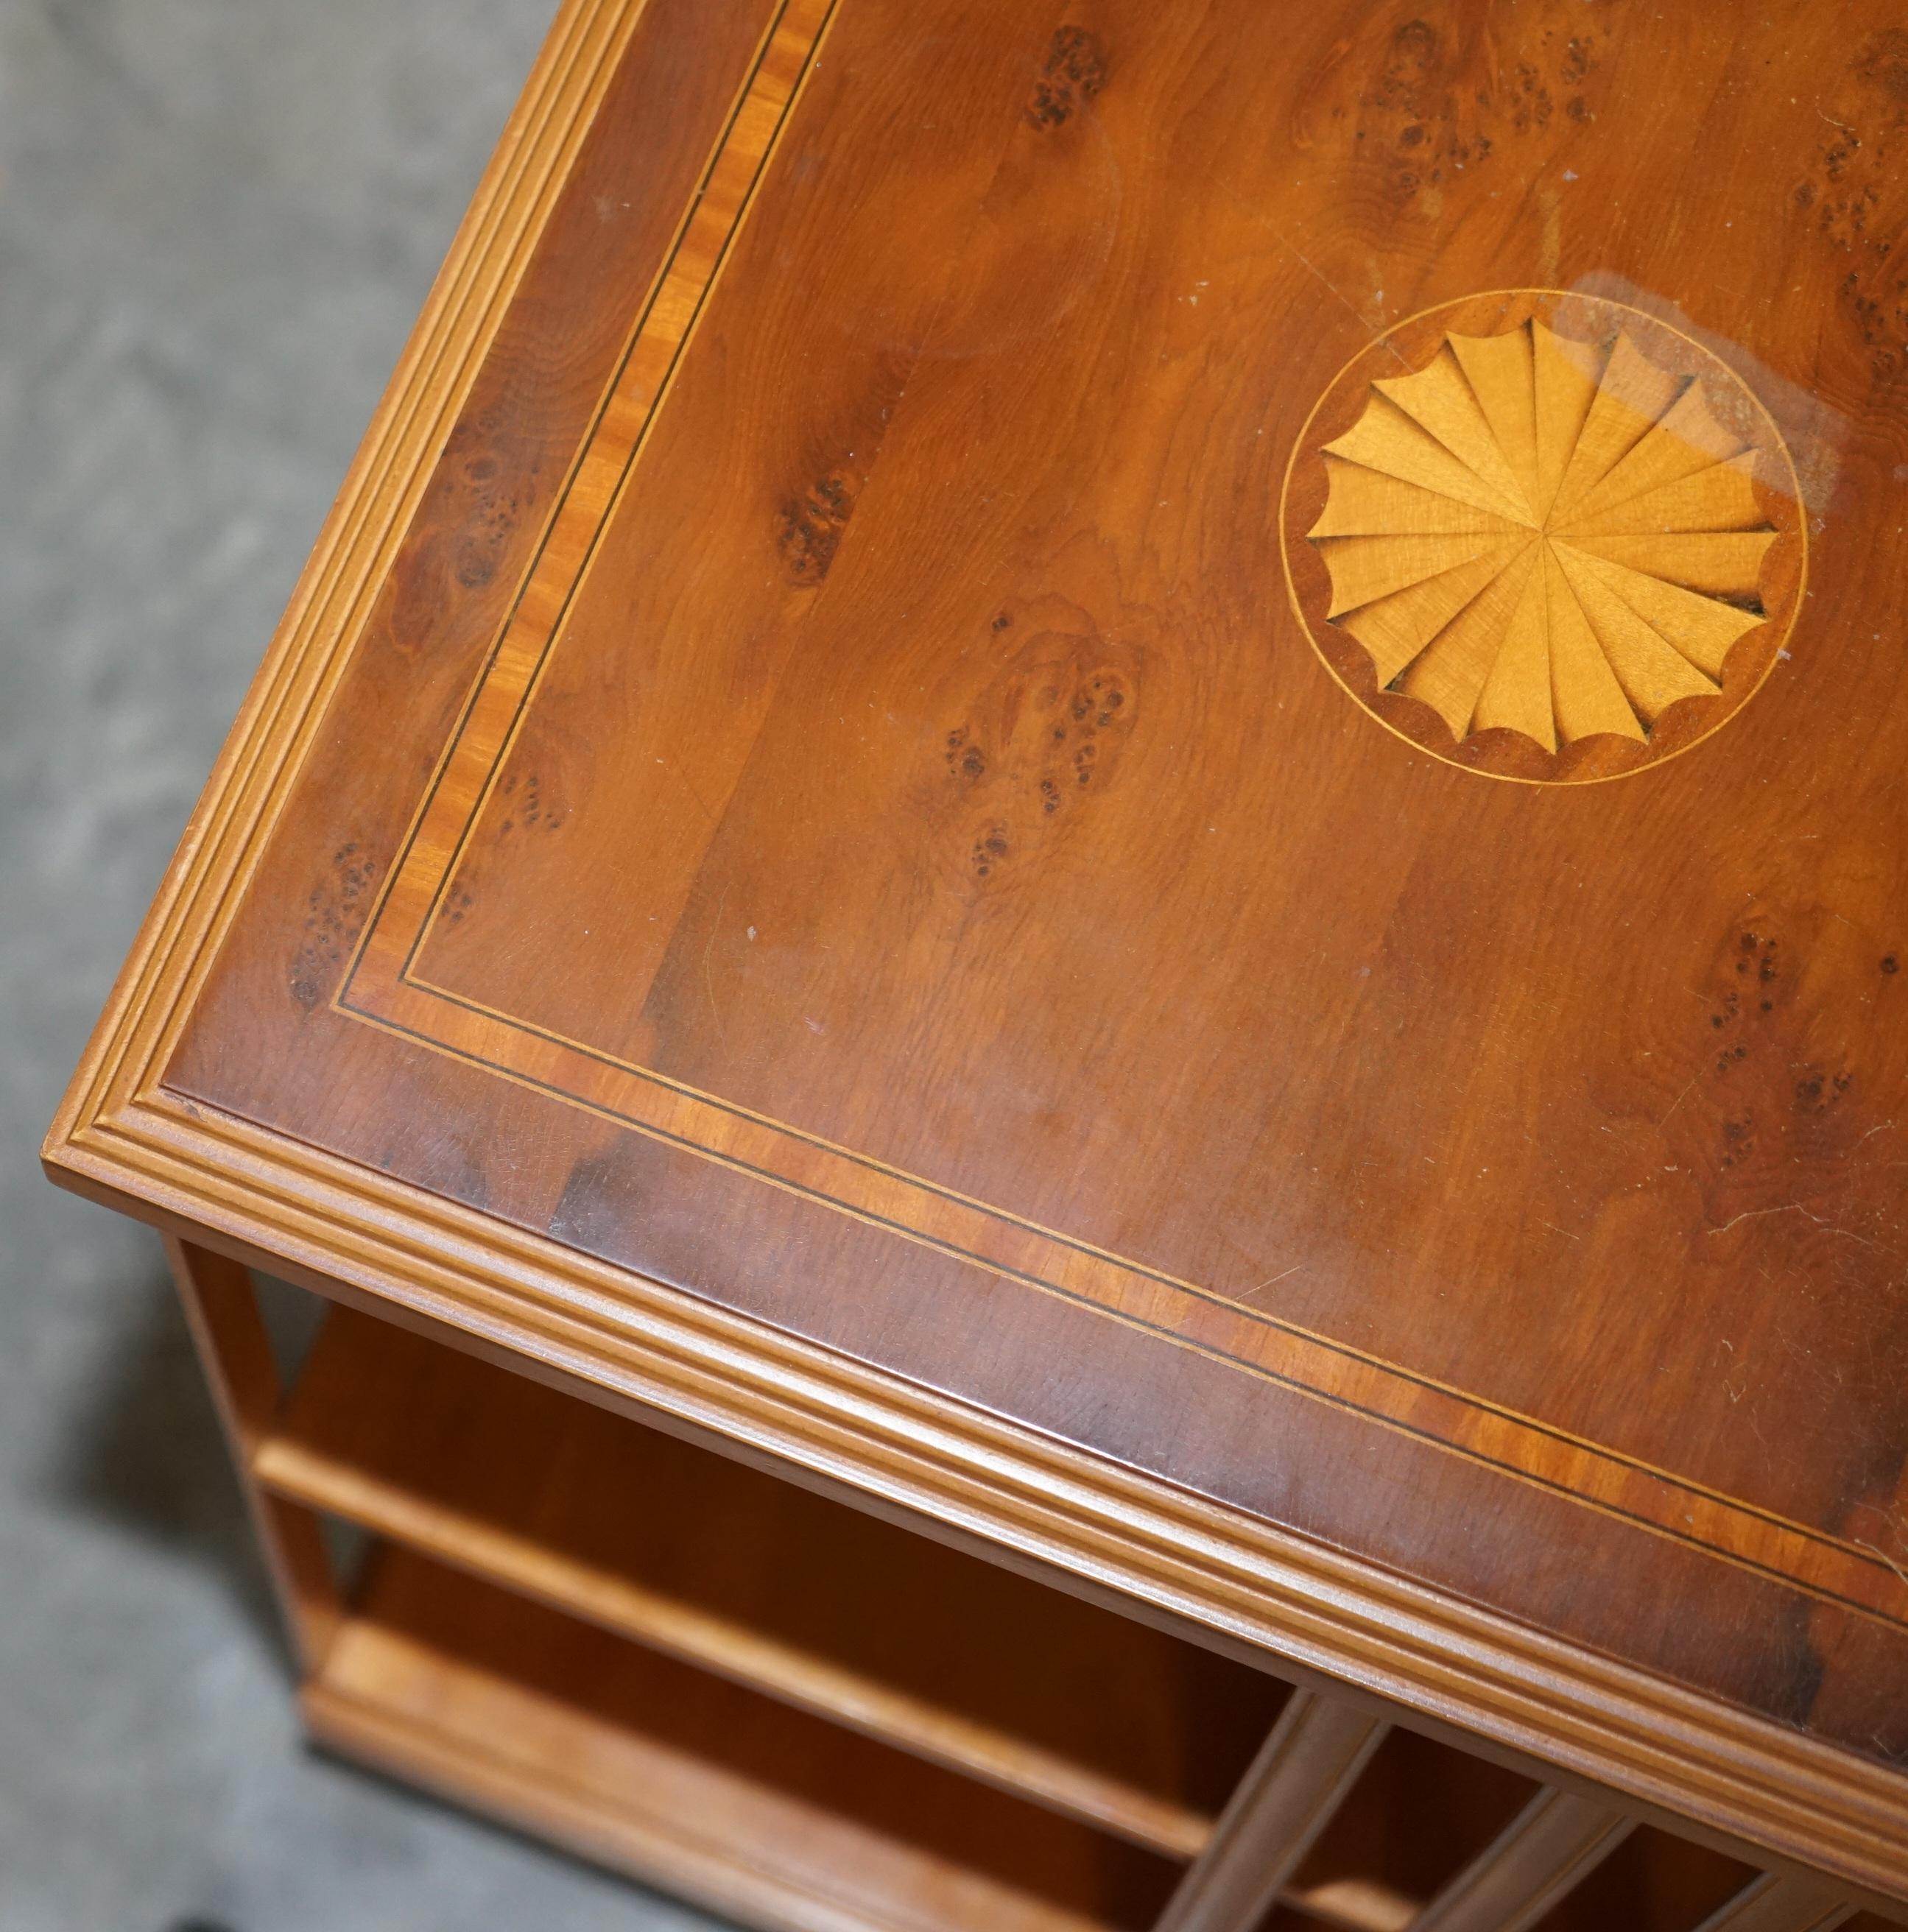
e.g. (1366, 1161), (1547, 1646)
(45, 0), (1908, 1894)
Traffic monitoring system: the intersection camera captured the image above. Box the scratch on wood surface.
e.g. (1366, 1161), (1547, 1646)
(1216, 179), (1407, 367)
(1658, 1074), (1698, 1129)
(1705, 1202), (1880, 1248)
(1281, 236), (1385, 341)
(703, 889), (730, 1054)
(1850, 1535), (1908, 1590)
(1236, 1262), (1305, 1305)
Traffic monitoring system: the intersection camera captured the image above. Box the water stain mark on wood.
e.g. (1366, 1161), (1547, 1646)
(778, 470), (859, 585)
(944, 727), (987, 781)
(971, 825), (1010, 878)
(1026, 27), (1108, 130)
(289, 842), (376, 1009)
(496, 769), (566, 835)
(1795, 1069), (1855, 1115)
(1337, 18), (1596, 204)
(1800, 31), (1908, 378)
(1855, 24), (1908, 102)
(1370, 18), (1443, 114)
(936, 629), (1138, 889)
(443, 408), (544, 591)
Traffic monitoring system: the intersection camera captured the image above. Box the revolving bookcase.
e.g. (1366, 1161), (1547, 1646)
(46, 1), (1908, 1928)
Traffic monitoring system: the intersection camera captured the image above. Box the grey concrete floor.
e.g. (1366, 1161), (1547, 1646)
(0, 3), (728, 1926)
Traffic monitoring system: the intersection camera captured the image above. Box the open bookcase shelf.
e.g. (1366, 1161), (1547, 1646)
(137, 1245), (1907, 1932)
(309, 1543), (1182, 1932)
(258, 1305), (1283, 1864)
(1262, 1730), (1764, 1932)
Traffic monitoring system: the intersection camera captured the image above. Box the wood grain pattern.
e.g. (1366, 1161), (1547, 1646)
(41, 0), (1908, 1898)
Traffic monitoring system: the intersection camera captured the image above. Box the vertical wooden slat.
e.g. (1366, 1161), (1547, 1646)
(164, 1235), (341, 1671)
(1407, 1786), (1632, 1932)
(1153, 1689), (1387, 1931)
(1690, 1874), (1856, 1932)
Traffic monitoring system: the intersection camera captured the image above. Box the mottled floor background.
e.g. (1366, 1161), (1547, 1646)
(0, 4), (725, 1926)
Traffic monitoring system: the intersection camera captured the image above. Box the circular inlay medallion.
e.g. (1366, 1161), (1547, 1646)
(1278, 290), (1805, 783)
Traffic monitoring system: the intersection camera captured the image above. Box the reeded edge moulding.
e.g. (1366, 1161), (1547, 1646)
(1278, 289), (1806, 785)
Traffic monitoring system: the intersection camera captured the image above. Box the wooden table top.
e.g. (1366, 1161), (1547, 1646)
(46, 0), (1908, 1890)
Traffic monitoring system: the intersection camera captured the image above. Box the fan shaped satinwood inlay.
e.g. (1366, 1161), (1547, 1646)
(1279, 292), (1806, 783)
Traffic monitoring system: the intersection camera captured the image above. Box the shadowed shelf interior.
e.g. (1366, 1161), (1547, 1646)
(41, 0), (1908, 1925)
